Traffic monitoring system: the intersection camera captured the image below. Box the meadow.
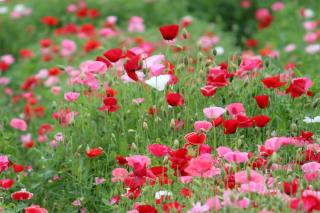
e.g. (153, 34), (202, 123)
(0, 0), (320, 212)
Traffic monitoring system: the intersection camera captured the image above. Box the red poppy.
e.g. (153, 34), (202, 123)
(245, 38), (258, 48)
(83, 40), (101, 52)
(286, 77), (312, 98)
(212, 116), (224, 127)
(252, 115), (271, 127)
(180, 187), (192, 197)
(25, 205), (48, 213)
(223, 119), (239, 134)
(261, 76), (286, 88)
(166, 93), (184, 107)
(11, 189), (33, 200)
(236, 115), (254, 128)
(136, 204), (158, 213)
(184, 132), (206, 145)
(159, 24), (179, 40)
(13, 164), (24, 173)
(0, 61), (9, 72)
(200, 85), (217, 97)
(86, 148), (104, 158)
(103, 48), (123, 63)
(0, 179), (15, 189)
(41, 16), (59, 26)
(99, 97), (120, 113)
(124, 55), (141, 81)
(255, 95), (269, 109)
(39, 38), (52, 48)
(283, 179), (299, 195)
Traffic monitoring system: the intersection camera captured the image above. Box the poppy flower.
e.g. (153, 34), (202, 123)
(86, 148), (104, 158)
(159, 24), (179, 40)
(25, 205), (48, 213)
(286, 77), (312, 98)
(103, 48), (123, 63)
(83, 40), (101, 52)
(41, 16), (59, 26)
(99, 97), (120, 113)
(166, 92), (184, 107)
(255, 95), (269, 109)
(11, 189), (33, 200)
(136, 204), (158, 213)
(252, 115), (271, 127)
(124, 55), (141, 81)
(148, 144), (171, 157)
(0, 179), (15, 189)
(283, 179), (299, 195)
(13, 164), (24, 173)
(261, 76), (286, 88)
(223, 119), (239, 134)
(184, 132), (206, 145)
(200, 85), (217, 97)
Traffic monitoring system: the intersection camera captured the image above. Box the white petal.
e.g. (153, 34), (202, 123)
(145, 74), (171, 91)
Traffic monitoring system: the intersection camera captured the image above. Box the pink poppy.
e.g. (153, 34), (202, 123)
(184, 154), (220, 178)
(64, 92), (80, 102)
(226, 103), (245, 117)
(302, 162), (320, 174)
(148, 144), (170, 157)
(224, 151), (249, 164)
(126, 155), (151, 167)
(194, 121), (212, 132)
(235, 170), (264, 184)
(203, 106), (226, 119)
(10, 118), (27, 131)
(112, 168), (128, 182)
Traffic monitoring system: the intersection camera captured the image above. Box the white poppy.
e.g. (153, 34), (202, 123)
(145, 74), (171, 91)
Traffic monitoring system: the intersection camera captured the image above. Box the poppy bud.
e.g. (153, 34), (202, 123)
(131, 143), (138, 151)
(143, 121), (148, 129)
(290, 123), (298, 133)
(212, 48), (217, 56)
(173, 139), (179, 147)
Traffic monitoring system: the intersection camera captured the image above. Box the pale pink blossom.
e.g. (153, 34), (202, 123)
(10, 118), (27, 131)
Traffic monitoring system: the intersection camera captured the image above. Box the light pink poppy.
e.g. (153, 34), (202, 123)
(240, 182), (266, 194)
(111, 168), (128, 182)
(0, 77), (10, 85)
(132, 98), (145, 105)
(180, 176), (193, 184)
(61, 39), (77, 57)
(94, 177), (106, 185)
(302, 162), (320, 174)
(0, 155), (10, 172)
(128, 16), (145, 33)
(64, 92), (80, 102)
(1, 54), (15, 65)
(224, 151), (248, 164)
(150, 64), (165, 76)
(80, 61), (107, 74)
(203, 106), (226, 119)
(143, 54), (165, 69)
(10, 118), (27, 131)
(271, 2), (285, 11)
(217, 146), (232, 157)
(235, 170), (264, 184)
(194, 121), (212, 132)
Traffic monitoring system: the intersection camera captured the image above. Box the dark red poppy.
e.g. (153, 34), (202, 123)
(103, 48), (123, 63)
(236, 115), (254, 128)
(11, 190), (33, 200)
(212, 116), (224, 127)
(99, 97), (120, 113)
(166, 93), (184, 107)
(13, 164), (24, 173)
(96, 56), (111, 68)
(200, 85), (217, 97)
(252, 115), (271, 127)
(283, 179), (299, 195)
(159, 24), (179, 40)
(83, 40), (101, 52)
(86, 148), (104, 158)
(41, 16), (59, 26)
(136, 204), (158, 213)
(39, 38), (52, 48)
(255, 95), (269, 109)
(0, 179), (15, 189)
(0, 61), (9, 72)
(184, 132), (206, 145)
(124, 55), (141, 81)
(261, 76), (286, 88)
(223, 119), (239, 134)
